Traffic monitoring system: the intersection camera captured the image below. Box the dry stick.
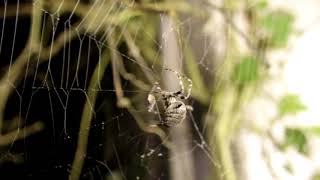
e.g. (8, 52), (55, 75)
(69, 48), (111, 180)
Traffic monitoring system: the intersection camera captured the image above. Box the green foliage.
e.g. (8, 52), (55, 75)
(303, 127), (320, 137)
(259, 11), (294, 48)
(232, 56), (260, 87)
(143, 1), (194, 13)
(312, 173), (320, 180)
(283, 128), (308, 154)
(255, 1), (268, 9)
(117, 10), (144, 25)
(283, 162), (293, 174)
(278, 94), (307, 117)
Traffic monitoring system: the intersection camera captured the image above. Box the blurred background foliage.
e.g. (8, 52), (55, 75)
(0, 0), (318, 180)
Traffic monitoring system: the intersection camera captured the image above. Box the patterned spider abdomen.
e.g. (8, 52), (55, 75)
(161, 99), (187, 127)
(147, 68), (193, 127)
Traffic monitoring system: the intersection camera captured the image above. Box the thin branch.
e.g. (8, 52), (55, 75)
(0, 121), (44, 147)
(107, 29), (131, 108)
(0, 22), (78, 134)
(39, 24), (79, 61)
(123, 30), (156, 84)
(203, 1), (256, 50)
(69, 46), (111, 180)
(203, 1), (267, 64)
(0, 1), (203, 21)
(0, 3), (33, 18)
(0, 0), (44, 133)
(127, 108), (173, 149)
(117, 56), (150, 91)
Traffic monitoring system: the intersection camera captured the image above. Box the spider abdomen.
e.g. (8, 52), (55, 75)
(147, 68), (193, 127)
(161, 101), (187, 127)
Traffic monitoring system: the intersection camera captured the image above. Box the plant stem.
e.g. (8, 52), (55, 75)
(69, 48), (111, 180)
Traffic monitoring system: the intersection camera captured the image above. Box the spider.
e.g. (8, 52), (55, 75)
(147, 68), (193, 127)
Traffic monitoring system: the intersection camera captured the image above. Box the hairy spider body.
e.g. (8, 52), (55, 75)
(162, 97), (187, 126)
(148, 68), (193, 127)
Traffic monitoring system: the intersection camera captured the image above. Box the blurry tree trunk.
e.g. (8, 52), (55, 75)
(161, 15), (195, 180)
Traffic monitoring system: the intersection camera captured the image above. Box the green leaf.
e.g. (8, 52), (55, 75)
(283, 128), (308, 154)
(232, 56), (260, 87)
(255, 0), (268, 9)
(303, 127), (320, 137)
(278, 94), (307, 117)
(259, 11), (294, 48)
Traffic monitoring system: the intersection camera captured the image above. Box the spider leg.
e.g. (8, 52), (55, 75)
(147, 94), (158, 113)
(164, 67), (193, 99)
(183, 76), (193, 99)
(164, 67), (185, 96)
(149, 81), (162, 94)
(186, 105), (193, 111)
(148, 81), (164, 114)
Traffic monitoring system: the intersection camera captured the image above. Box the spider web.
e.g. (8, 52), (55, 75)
(0, 0), (223, 179)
